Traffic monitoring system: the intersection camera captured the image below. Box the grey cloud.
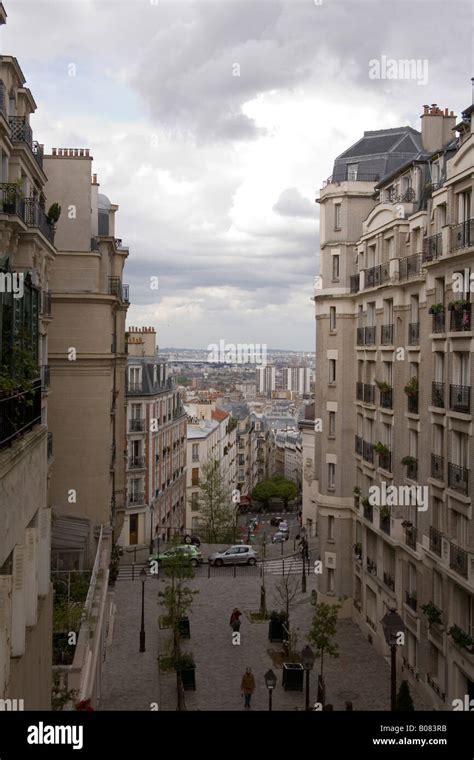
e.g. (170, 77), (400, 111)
(273, 187), (315, 218)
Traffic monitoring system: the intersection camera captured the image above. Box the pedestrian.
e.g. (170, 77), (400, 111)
(230, 607), (242, 632)
(240, 667), (256, 709)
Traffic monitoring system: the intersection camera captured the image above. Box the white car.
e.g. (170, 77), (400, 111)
(278, 521), (289, 533)
(208, 545), (258, 566)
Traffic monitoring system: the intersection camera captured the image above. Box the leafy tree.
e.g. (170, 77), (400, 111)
(273, 562), (300, 655)
(252, 480), (277, 508)
(395, 680), (415, 712)
(195, 459), (236, 542)
(275, 480), (298, 510)
(308, 601), (341, 681)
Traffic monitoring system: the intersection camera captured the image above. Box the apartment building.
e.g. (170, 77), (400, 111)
(43, 154), (129, 564)
(123, 326), (187, 547)
(256, 364), (276, 397)
(185, 404), (237, 531)
(310, 100), (474, 707)
(0, 3), (54, 707)
(274, 430), (302, 486)
(285, 366), (312, 397)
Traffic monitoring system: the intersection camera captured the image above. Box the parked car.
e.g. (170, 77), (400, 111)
(181, 534), (201, 547)
(278, 521), (289, 533)
(208, 545), (258, 566)
(270, 516), (283, 527)
(148, 545), (202, 568)
(272, 531), (289, 544)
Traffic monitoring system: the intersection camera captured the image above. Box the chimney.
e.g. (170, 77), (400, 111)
(420, 105), (457, 152)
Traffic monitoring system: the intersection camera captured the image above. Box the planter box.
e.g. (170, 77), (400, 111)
(268, 618), (287, 642)
(282, 662), (304, 691)
(178, 617), (190, 639)
(179, 666), (196, 691)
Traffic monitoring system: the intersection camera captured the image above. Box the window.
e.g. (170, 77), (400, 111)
(328, 515), (335, 539)
(129, 366), (141, 390)
(332, 255), (340, 281)
(328, 463), (335, 490)
(334, 203), (341, 230)
(347, 163), (358, 181)
(191, 467), (199, 486)
(328, 411), (336, 437)
(327, 567), (335, 593)
(192, 443), (199, 462)
(329, 306), (336, 332)
(329, 359), (336, 384)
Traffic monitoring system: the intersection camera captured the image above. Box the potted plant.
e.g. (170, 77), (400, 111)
(268, 610), (288, 642)
(401, 520), (413, 529)
(375, 379), (392, 393)
(353, 542), (362, 560)
(175, 652), (196, 690)
(361, 496), (370, 508)
(380, 505), (391, 521)
(353, 486), (361, 496)
(421, 601), (443, 628)
(448, 624), (474, 651)
(46, 202), (61, 226)
(429, 303), (443, 315)
(403, 377), (418, 397)
(374, 441), (389, 456)
(401, 455), (416, 467)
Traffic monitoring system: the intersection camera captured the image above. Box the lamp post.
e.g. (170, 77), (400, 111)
(301, 645), (315, 710)
(301, 537), (308, 593)
(149, 505), (154, 555)
(264, 669), (277, 711)
(139, 567), (146, 652)
(381, 607), (405, 711)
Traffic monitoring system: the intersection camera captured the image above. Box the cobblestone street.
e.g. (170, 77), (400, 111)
(100, 561), (427, 711)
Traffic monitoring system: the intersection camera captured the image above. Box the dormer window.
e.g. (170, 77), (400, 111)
(128, 366), (142, 392)
(347, 163), (358, 181)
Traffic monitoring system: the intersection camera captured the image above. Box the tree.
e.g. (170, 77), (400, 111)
(395, 680), (414, 712)
(308, 601), (341, 681)
(195, 459), (236, 543)
(252, 480), (277, 509)
(273, 562), (300, 655)
(275, 480), (298, 510)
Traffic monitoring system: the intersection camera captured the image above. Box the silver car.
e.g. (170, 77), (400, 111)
(209, 545), (258, 566)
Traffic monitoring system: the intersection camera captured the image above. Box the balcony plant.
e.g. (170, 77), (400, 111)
(401, 455), (416, 467)
(448, 299), (470, 311)
(403, 377), (418, 397)
(353, 542), (362, 560)
(0, 330), (39, 396)
(361, 496), (370, 508)
(406, 590), (417, 607)
(448, 624), (474, 650)
(375, 379), (392, 393)
(374, 441), (389, 456)
(421, 601), (443, 628)
(380, 505), (391, 521)
(46, 202), (61, 226)
(429, 303), (444, 315)
(401, 520), (413, 529)
(353, 486), (361, 496)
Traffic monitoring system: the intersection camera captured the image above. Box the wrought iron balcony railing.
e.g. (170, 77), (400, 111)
(432, 310), (445, 333)
(363, 441), (374, 464)
(24, 199), (55, 243)
(364, 263), (390, 289)
(381, 324), (393, 345)
(448, 462), (469, 496)
(432, 381), (445, 408)
(0, 379), (42, 448)
(407, 393), (419, 414)
(451, 219), (474, 251)
(449, 542), (468, 579)
(379, 451), (392, 473)
(431, 453), (444, 481)
(399, 253), (422, 281)
(128, 492), (145, 505)
(9, 115), (32, 147)
(365, 326), (376, 345)
(450, 304), (471, 332)
(32, 141), (44, 170)
(405, 526), (417, 550)
(0, 182), (24, 218)
(408, 322), (420, 345)
(122, 284), (130, 302)
(423, 232), (442, 262)
(449, 384), (471, 414)
(129, 418), (145, 432)
(350, 274), (360, 294)
(406, 458), (418, 480)
(380, 389), (393, 409)
(128, 455), (145, 469)
(429, 526), (442, 556)
(355, 435), (363, 456)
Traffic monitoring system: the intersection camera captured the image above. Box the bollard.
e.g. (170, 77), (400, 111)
(282, 558), (285, 576)
(132, 562), (135, 581)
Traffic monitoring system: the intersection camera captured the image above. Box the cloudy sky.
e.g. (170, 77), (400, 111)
(2, 0), (471, 349)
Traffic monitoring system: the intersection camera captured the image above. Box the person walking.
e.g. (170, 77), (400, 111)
(241, 667), (256, 709)
(230, 607), (242, 632)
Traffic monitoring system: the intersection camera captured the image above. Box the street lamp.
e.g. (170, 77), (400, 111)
(264, 669), (277, 711)
(301, 645), (315, 710)
(139, 567), (147, 652)
(149, 505), (154, 555)
(381, 607), (405, 711)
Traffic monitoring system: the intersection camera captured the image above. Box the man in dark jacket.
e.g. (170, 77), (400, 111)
(230, 607), (242, 632)
(241, 667), (256, 708)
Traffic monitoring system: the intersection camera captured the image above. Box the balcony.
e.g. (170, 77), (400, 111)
(41, 365), (50, 391)
(450, 543), (468, 579)
(408, 322), (419, 345)
(324, 170), (380, 185)
(429, 526), (442, 557)
(363, 441), (374, 464)
(403, 457), (418, 480)
(399, 253), (422, 281)
(432, 381), (445, 408)
(380, 511), (391, 535)
(449, 303), (471, 331)
(383, 571), (395, 590)
(363, 501), (373, 521)
(0, 379), (42, 448)
(47, 431), (53, 462)
(450, 219), (474, 251)
(364, 263), (390, 289)
(40, 290), (52, 318)
(127, 382), (143, 394)
(108, 276), (121, 297)
(122, 284), (130, 302)
(407, 394), (419, 414)
(431, 310), (445, 333)
(381, 324), (393, 345)
(0, 182), (24, 218)
(447, 462), (469, 496)
(355, 435), (363, 456)
(129, 418), (145, 432)
(405, 590), (418, 612)
(356, 382), (375, 404)
(449, 384), (471, 414)
(423, 232), (442, 262)
(350, 274), (360, 294)
(128, 492), (145, 506)
(128, 455), (145, 470)
(365, 326), (376, 346)
(405, 525), (417, 550)
(378, 450), (392, 473)
(366, 557), (377, 575)
(431, 454), (444, 481)
(24, 199), (55, 244)
(9, 115), (33, 147)
(379, 389), (393, 410)
(32, 141), (44, 170)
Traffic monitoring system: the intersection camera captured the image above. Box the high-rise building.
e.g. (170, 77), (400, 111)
(0, 3), (54, 707)
(308, 99), (474, 707)
(256, 365), (276, 396)
(285, 367), (312, 396)
(123, 326), (187, 547)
